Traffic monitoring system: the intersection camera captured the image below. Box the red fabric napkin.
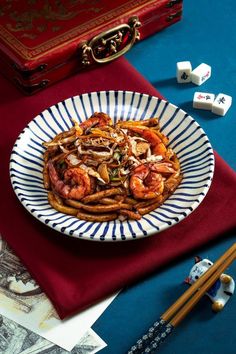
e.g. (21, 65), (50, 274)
(1, 58), (236, 319)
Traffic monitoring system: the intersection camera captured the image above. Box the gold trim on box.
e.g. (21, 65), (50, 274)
(0, 0), (160, 61)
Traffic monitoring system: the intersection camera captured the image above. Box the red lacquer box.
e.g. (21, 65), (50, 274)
(0, 0), (183, 94)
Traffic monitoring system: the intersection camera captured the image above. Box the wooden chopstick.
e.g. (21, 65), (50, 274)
(162, 242), (236, 323)
(170, 245), (236, 327)
(127, 244), (236, 354)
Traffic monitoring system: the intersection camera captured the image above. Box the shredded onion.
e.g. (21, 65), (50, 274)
(142, 155), (163, 163)
(80, 164), (106, 184)
(67, 154), (80, 165)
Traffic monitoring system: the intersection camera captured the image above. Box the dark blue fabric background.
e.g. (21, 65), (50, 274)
(93, 1), (236, 353)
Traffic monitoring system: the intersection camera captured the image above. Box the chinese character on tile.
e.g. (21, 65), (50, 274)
(218, 97), (226, 104)
(181, 72), (188, 80)
(197, 94), (205, 100)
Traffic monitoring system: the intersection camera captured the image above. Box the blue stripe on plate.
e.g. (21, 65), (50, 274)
(173, 192), (205, 197)
(27, 143), (44, 156)
(101, 222), (110, 240)
(10, 159), (42, 173)
(170, 120), (196, 147)
(18, 191), (47, 197)
(33, 117), (54, 140)
(40, 113), (58, 136)
(26, 201), (49, 207)
(90, 223), (103, 239)
(150, 98), (162, 117)
(164, 112), (188, 138)
(158, 205), (187, 216)
(11, 174), (43, 184)
(180, 146), (213, 165)
(11, 151), (43, 167)
(30, 206), (52, 213)
(119, 221), (125, 239)
(164, 202), (192, 210)
(28, 123), (49, 142)
(160, 107), (181, 132)
(88, 92), (95, 115)
(79, 95), (87, 119)
(20, 197), (47, 203)
(126, 220), (136, 238)
(181, 162), (214, 174)
(51, 216), (70, 227)
(119, 91), (126, 120)
(97, 91), (102, 112)
(48, 214), (69, 223)
(105, 91), (110, 116)
(140, 95), (152, 120)
(12, 181), (44, 189)
(53, 105), (71, 130)
(60, 219), (81, 233)
(153, 210), (179, 222)
(71, 97), (80, 119)
(112, 220), (117, 240)
(168, 196), (198, 203)
(19, 196), (46, 202)
(133, 93), (143, 118)
(142, 216), (160, 231)
(113, 91), (118, 123)
(149, 213), (172, 225)
(21, 148), (43, 162)
(159, 101), (169, 120)
(61, 100), (72, 119)
(136, 220), (148, 235)
(183, 171), (212, 179)
(178, 140), (209, 159)
(127, 92), (136, 119)
(30, 137), (45, 149)
(10, 168), (42, 180)
(181, 153), (214, 168)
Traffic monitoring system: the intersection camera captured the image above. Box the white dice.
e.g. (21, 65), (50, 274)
(211, 93), (232, 116)
(193, 92), (215, 110)
(191, 63), (211, 85)
(176, 61), (192, 83)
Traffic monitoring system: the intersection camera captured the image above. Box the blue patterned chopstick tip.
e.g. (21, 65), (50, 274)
(127, 319), (174, 354)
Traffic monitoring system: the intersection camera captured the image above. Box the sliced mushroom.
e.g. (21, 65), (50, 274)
(98, 163), (110, 184)
(136, 142), (150, 156)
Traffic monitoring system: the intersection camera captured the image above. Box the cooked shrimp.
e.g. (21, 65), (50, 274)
(48, 161), (92, 200)
(164, 172), (182, 193)
(150, 162), (176, 174)
(130, 163), (165, 199)
(128, 126), (167, 156)
(80, 112), (112, 131)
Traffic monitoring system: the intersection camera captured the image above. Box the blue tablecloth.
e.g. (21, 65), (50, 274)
(93, 1), (236, 353)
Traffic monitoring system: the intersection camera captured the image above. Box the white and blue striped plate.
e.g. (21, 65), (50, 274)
(10, 91), (214, 242)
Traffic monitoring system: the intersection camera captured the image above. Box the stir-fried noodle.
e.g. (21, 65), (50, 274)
(43, 113), (182, 221)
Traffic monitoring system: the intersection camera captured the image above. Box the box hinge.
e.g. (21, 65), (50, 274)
(12, 63), (48, 79)
(166, 11), (182, 22)
(166, 0), (183, 8)
(13, 77), (49, 95)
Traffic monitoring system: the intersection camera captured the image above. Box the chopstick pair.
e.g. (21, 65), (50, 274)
(127, 243), (236, 354)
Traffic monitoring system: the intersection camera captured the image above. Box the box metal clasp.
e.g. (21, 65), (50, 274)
(80, 16), (141, 66)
